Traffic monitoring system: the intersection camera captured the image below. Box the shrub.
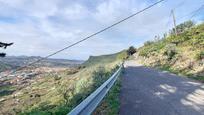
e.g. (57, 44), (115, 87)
(53, 74), (61, 81)
(195, 51), (204, 60)
(170, 20), (195, 35)
(163, 44), (177, 60)
(127, 46), (136, 56)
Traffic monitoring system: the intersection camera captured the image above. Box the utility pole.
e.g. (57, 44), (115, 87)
(171, 10), (178, 36)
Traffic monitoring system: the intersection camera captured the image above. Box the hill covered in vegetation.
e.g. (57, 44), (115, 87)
(83, 50), (128, 67)
(0, 51), (127, 115)
(137, 21), (204, 82)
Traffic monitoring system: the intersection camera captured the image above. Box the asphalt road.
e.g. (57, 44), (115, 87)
(119, 60), (204, 115)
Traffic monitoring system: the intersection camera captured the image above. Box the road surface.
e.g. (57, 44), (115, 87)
(120, 60), (204, 115)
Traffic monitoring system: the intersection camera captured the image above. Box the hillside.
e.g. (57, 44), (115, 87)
(137, 21), (204, 82)
(0, 63), (14, 72)
(83, 50), (128, 67)
(0, 51), (127, 115)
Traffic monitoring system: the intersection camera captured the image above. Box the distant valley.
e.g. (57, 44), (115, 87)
(0, 51), (126, 114)
(0, 56), (83, 72)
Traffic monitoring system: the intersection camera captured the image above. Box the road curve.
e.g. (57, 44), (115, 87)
(119, 60), (204, 115)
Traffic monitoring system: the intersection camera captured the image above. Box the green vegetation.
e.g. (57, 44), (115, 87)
(0, 62), (12, 72)
(0, 85), (16, 97)
(163, 44), (177, 60)
(83, 50), (128, 67)
(195, 51), (204, 60)
(170, 20), (195, 35)
(0, 51), (127, 115)
(127, 46), (137, 56)
(139, 39), (165, 57)
(94, 74), (122, 115)
(189, 75), (204, 82)
(138, 21), (204, 82)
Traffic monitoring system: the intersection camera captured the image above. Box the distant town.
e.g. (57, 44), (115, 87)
(0, 56), (83, 98)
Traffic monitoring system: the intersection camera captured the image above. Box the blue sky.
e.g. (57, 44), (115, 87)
(0, 0), (203, 60)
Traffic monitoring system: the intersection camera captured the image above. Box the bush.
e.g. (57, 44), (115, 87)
(127, 46), (136, 56)
(53, 75), (61, 81)
(170, 20), (195, 35)
(163, 44), (177, 60)
(195, 51), (204, 60)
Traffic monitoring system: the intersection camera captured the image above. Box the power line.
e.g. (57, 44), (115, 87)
(165, 11), (172, 29)
(190, 4), (204, 19)
(164, 3), (204, 32)
(177, 4), (204, 22)
(173, 0), (186, 10)
(5, 0), (165, 76)
(165, 0), (187, 30)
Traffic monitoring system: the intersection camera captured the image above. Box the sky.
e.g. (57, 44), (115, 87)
(0, 0), (203, 60)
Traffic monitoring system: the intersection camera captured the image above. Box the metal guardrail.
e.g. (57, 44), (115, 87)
(68, 64), (123, 115)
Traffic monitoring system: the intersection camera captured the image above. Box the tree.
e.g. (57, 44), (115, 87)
(127, 46), (136, 56)
(0, 42), (13, 57)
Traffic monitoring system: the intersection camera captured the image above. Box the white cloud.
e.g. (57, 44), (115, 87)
(62, 4), (90, 20)
(0, 0), (203, 60)
(0, 0), (25, 8)
(25, 1), (58, 19)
